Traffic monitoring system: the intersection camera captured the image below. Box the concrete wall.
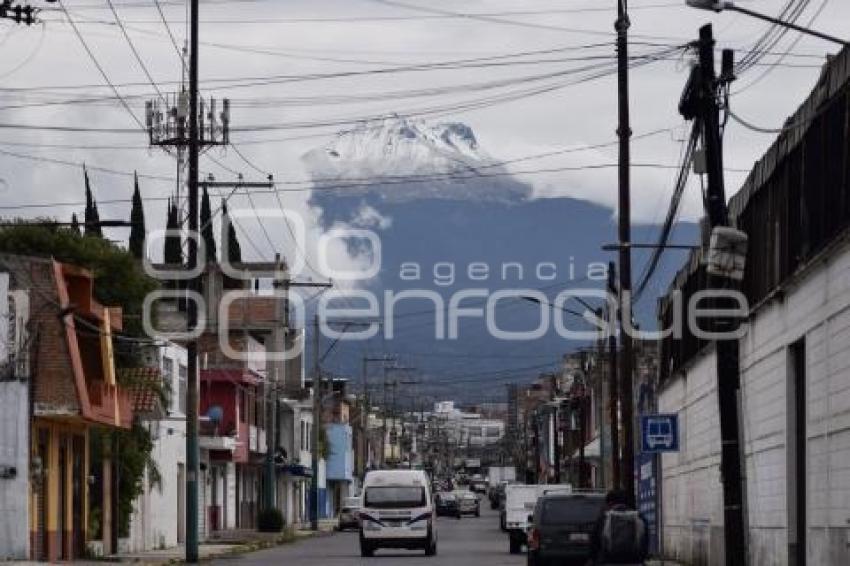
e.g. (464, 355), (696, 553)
(128, 418), (187, 552)
(0, 380), (29, 560)
(659, 238), (850, 566)
(658, 347), (725, 566)
(738, 237), (850, 566)
(129, 343), (189, 551)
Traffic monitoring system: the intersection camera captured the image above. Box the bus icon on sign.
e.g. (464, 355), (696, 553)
(641, 414), (679, 453)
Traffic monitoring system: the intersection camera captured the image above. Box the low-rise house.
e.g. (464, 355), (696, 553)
(0, 256), (134, 561)
(126, 342), (188, 552)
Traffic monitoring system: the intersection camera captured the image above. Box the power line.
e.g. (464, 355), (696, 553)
(106, 0), (165, 101)
(56, 0), (145, 131)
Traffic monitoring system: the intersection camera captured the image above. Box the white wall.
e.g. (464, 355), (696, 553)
(129, 342), (189, 551)
(0, 381), (29, 560)
(659, 238), (850, 566)
(738, 237), (850, 566)
(0, 274), (29, 560)
(658, 347), (725, 566)
(128, 418), (187, 551)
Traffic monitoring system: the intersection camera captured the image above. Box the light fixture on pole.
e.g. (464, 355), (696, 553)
(685, 0), (848, 46)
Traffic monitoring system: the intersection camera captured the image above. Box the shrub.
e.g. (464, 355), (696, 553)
(258, 508), (285, 533)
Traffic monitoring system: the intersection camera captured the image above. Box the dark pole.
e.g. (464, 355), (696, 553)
(381, 366), (388, 468)
(185, 0), (200, 560)
(310, 314), (320, 530)
(616, 0), (636, 507)
(578, 395), (586, 489)
(607, 262), (621, 490)
(694, 24), (747, 566)
(551, 375), (561, 484)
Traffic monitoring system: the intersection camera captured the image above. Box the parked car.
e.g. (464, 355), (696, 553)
(435, 492), (460, 518)
(337, 504), (361, 531)
(504, 484), (572, 554)
(489, 481), (507, 510)
(457, 491), (481, 517)
(526, 492), (606, 566)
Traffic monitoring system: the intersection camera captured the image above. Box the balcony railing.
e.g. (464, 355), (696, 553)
(87, 380), (132, 428)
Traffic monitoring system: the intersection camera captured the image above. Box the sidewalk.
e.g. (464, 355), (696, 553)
(69, 521), (337, 565)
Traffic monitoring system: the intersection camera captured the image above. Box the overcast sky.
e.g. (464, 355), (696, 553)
(1, 0), (847, 268)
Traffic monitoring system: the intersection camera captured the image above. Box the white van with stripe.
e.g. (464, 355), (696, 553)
(358, 469), (437, 557)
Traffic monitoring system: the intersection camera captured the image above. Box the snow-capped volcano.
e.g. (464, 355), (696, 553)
(303, 114), (532, 203)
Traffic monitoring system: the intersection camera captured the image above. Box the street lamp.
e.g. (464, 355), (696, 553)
(686, 0), (848, 46)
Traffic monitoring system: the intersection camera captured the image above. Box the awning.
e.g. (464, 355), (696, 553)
(571, 436), (600, 460)
(281, 463), (313, 478)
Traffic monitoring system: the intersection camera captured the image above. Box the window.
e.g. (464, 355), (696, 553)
(163, 358), (174, 409)
(178, 364), (188, 415)
(541, 497), (605, 525)
(364, 486), (426, 509)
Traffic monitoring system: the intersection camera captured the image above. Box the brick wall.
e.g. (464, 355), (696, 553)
(6, 258), (81, 415)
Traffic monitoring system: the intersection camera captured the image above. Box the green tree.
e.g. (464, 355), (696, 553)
(128, 172), (146, 260)
(83, 166), (103, 238)
(200, 186), (216, 262)
(0, 222), (157, 340)
(222, 199), (241, 264)
(163, 198), (182, 265)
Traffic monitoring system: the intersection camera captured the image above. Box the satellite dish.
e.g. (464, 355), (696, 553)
(207, 405), (224, 424)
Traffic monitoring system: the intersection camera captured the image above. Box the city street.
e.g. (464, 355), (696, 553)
(214, 506), (523, 566)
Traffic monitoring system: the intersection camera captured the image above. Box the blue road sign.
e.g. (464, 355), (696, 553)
(640, 414), (679, 453)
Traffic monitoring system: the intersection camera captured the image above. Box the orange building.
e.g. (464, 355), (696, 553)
(3, 256), (132, 561)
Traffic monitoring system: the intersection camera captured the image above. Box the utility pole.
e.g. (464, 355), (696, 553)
(550, 375), (561, 484)
(266, 277), (328, 517)
(679, 24), (746, 566)
(607, 262), (620, 490)
(381, 366), (415, 467)
(310, 314), (321, 531)
(615, 0), (636, 506)
(185, 1), (200, 560)
(361, 356), (396, 474)
(263, 256), (288, 516)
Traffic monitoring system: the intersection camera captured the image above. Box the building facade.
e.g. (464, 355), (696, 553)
(0, 256), (134, 561)
(657, 46), (850, 566)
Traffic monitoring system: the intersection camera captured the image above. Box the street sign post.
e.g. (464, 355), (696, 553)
(640, 414), (679, 453)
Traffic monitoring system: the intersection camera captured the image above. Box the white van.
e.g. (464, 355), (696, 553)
(359, 469), (437, 557)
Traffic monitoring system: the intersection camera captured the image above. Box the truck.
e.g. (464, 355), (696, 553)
(502, 483), (572, 554)
(487, 466), (517, 488)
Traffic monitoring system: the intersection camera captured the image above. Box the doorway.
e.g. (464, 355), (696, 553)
(177, 464), (185, 544)
(787, 338), (806, 566)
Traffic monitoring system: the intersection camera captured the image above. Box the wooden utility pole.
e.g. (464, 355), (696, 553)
(310, 314), (321, 530)
(185, 0), (200, 559)
(607, 262), (620, 489)
(615, 0), (636, 505)
(679, 24), (747, 566)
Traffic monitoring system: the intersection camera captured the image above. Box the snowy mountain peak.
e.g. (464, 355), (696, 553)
(303, 115), (530, 204)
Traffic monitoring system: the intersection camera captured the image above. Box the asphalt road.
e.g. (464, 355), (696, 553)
(214, 504), (525, 566)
